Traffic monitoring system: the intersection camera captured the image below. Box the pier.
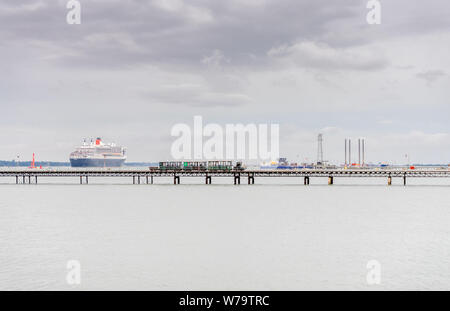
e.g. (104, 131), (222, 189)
(1, 168), (449, 185)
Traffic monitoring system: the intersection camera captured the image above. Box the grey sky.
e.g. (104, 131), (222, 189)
(0, 0), (449, 164)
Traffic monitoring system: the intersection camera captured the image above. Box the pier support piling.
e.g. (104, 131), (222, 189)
(403, 175), (407, 186)
(146, 176), (149, 184)
(85, 176), (88, 184)
(151, 176), (153, 184)
(248, 173), (255, 184)
(16, 176), (18, 184)
(23, 176), (25, 184)
(205, 175), (212, 184)
(328, 176), (334, 185)
(80, 176), (83, 184)
(173, 175), (180, 185)
(35, 176), (37, 184)
(138, 176), (140, 185)
(304, 176), (310, 185)
(234, 173), (241, 185)
(388, 176), (392, 186)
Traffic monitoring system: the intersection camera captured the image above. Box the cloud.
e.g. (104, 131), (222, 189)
(392, 131), (449, 145)
(1, 0), (450, 162)
(0, 0), (46, 14)
(268, 41), (389, 71)
(202, 49), (229, 69)
(143, 83), (252, 107)
(377, 120), (394, 125)
(0, 0), (365, 70)
(152, 0), (213, 24)
(416, 70), (446, 85)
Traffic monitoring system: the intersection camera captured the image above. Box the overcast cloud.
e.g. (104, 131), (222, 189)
(0, 0), (449, 163)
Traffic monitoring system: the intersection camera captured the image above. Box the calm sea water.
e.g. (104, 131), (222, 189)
(1, 175), (450, 290)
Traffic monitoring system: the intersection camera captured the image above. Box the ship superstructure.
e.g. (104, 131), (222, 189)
(70, 138), (126, 167)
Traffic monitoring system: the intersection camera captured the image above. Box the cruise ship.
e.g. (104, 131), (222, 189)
(69, 138), (126, 167)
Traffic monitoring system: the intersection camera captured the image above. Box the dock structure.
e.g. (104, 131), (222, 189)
(1, 169), (449, 185)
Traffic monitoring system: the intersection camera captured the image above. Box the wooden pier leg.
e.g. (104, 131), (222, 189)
(16, 176), (18, 184)
(138, 176), (140, 185)
(133, 176), (135, 184)
(388, 176), (392, 186)
(35, 176), (37, 184)
(304, 176), (309, 185)
(151, 176), (153, 184)
(146, 176), (149, 184)
(23, 176), (25, 184)
(328, 176), (334, 185)
(85, 176), (88, 184)
(403, 175), (407, 186)
(80, 176), (83, 184)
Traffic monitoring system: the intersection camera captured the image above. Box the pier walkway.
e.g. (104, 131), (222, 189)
(1, 168), (449, 185)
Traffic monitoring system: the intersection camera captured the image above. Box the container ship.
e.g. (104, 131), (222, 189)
(69, 138), (126, 167)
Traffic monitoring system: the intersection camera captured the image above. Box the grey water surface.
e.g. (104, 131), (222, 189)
(1, 176), (449, 290)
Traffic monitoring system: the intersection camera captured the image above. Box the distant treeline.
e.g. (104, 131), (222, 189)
(0, 161), (157, 167)
(0, 161), (70, 167)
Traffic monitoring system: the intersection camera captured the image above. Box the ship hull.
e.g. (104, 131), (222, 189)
(70, 158), (126, 167)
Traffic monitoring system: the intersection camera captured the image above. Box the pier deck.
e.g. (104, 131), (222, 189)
(1, 168), (449, 185)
